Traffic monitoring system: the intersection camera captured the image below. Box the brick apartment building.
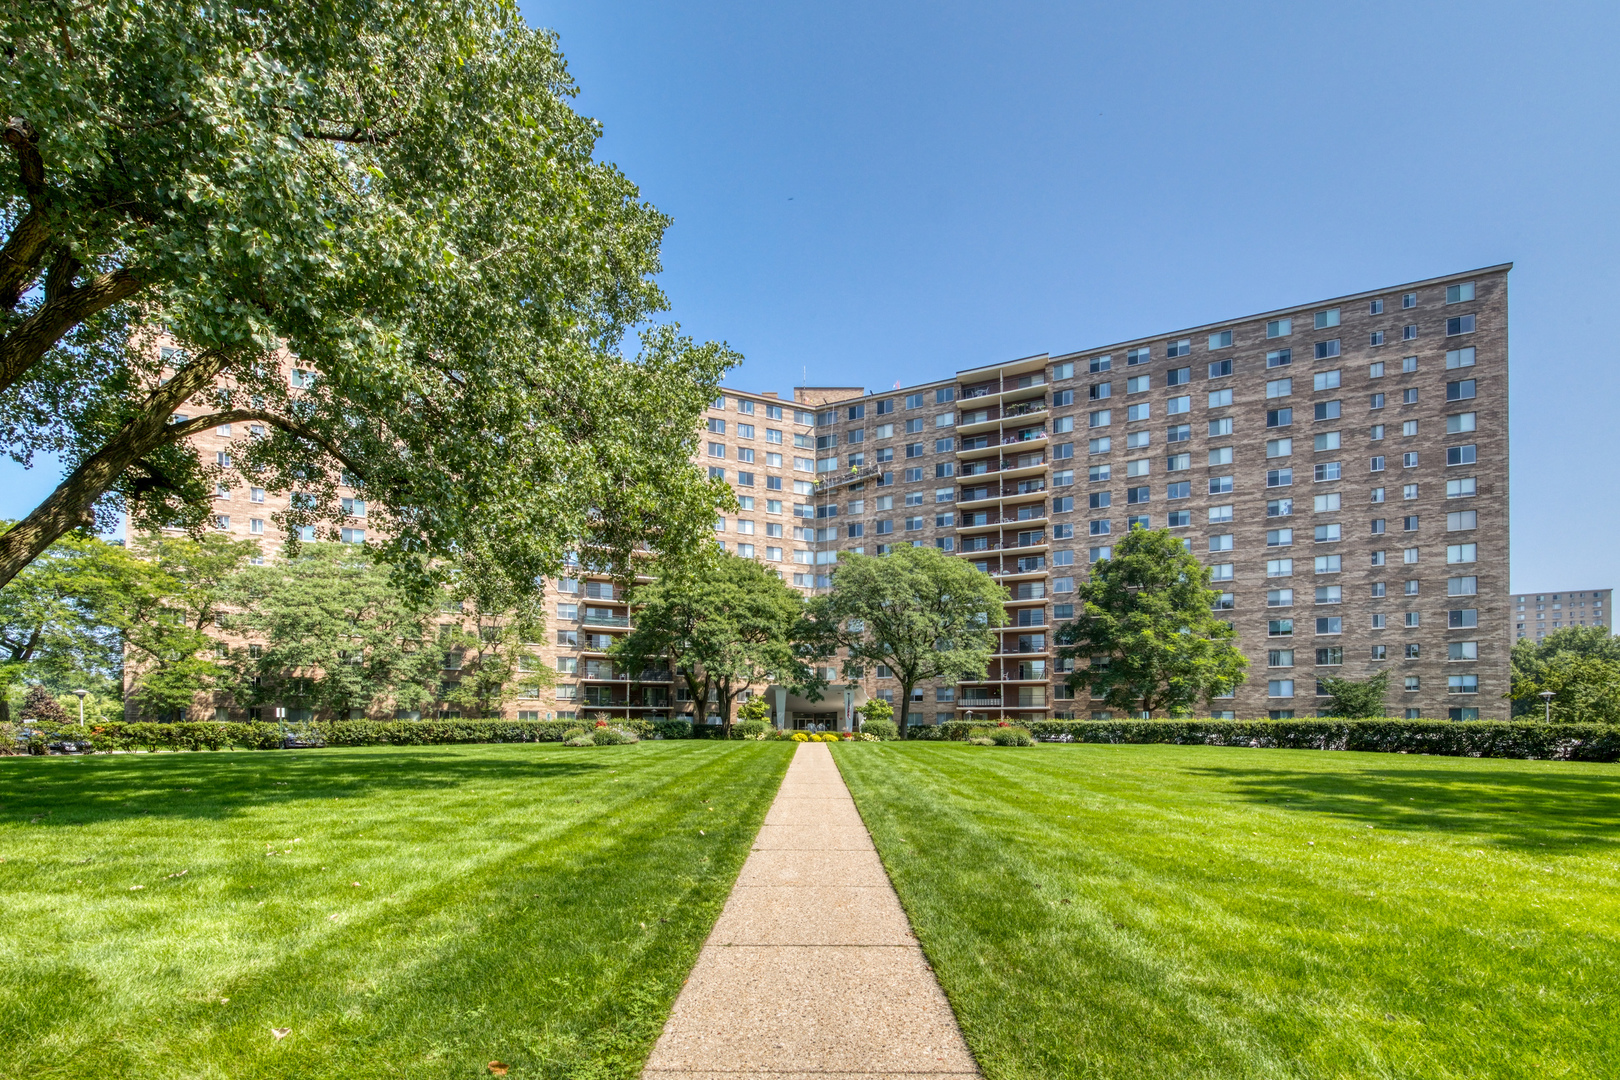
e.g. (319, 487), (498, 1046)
(160, 264), (1510, 724)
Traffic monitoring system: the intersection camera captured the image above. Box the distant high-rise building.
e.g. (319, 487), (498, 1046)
(1513, 589), (1609, 642)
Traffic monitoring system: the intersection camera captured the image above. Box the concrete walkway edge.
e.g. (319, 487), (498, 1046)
(643, 740), (980, 1079)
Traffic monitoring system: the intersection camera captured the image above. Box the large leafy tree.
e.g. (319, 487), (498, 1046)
(0, 0), (732, 593)
(437, 546), (550, 718)
(807, 546), (1005, 739)
(612, 552), (823, 737)
(228, 544), (443, 719)
(1508, 626), (1620, 719)
(1055, 527), (1248, 717)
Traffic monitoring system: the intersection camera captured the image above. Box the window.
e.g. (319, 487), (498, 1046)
(1166, 454), (1190, 471)
(1210, 475), (1234, 493)
(1209, 534), (1233, 552)
(1267, 558), (1293, 577)
(1268, 498), (1294, 516)
(1166, 338), (1191, 358)
(1165, 367), (1191, 388)
(1266, 469), (1292, 487)
(937, 387), (958, 403)
(1090, 409), (1112, 428)
(1314, 432), (1340, 452)
(1315, 617), (1342, 634)
(1269, 619), (1294, 636)
(1448, 576), (1478, 596)
(1402, 324), (1418, 341)
(1266, 528), (1293, 547)
(1446, 347), (1476, 370)
(1128, 458), (1152, 477)
(1314, 554), (1341, 573)
(1445, 412), (1477, 435)
(1316, 586), (1342, 605)
(1314, 401), (1341, 423)
(1369, 361), (1385, 379)
(1446, 315), (1476, 336)
(1266, 378), (1292, 399)
(1370, 613), (1386, 629)
(1089, 382), (1113, 401)
(1168, 510), (1190, 526)
(1089, 355), (1112, 373)
(1208, 358), (1233, 379)
(1446, 445), (1477, 466)
(905, 442), (924, 458)
(1268, 679), (1295, 698)
(876, 398), (895, 415)
(1266, 348), (1292, 369)
(1370, 486), (1386, 503)
(1210, 563), (1234, 581)
(1208, 447), (1233, 466)
(1314, 339), (1341, 360)
(1266, 438), (1292, 458)
(1403, 546), (1420, 564)
(1402, 514), (1419, 532)
(905, 467), (924, 482)
(1446, 543), (1477, 564)
(1314, 462), (1341, 481)
(1268, 648), (1295, 666)
(1369, 331), (1385, 346)
(1371, 518), (1386, 535)
(1126, 347), (1151, 366)
(1447, 477), (1477, 498)
(1127, 486), (1150, 505)
(1266, 319), (1292, 338)
(1208, 389), (1233, 408)
(1167, 395), (1191, 415)
(1446, 379), (1477, 402)
(1314, 524), (1341, 543)
(1208, 504), (1233, 523)
(1446, 510), (1477, 531)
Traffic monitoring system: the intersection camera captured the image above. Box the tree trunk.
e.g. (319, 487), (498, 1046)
(0, 351), (226, 589)
(898, 680), (915, 739)
(717, 685), (735, 739)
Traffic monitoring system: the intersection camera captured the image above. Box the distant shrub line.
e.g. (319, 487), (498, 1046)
(1, 718), (694, 754)
(6, 717), (1617, 762)
(916, 718), (1619, 762)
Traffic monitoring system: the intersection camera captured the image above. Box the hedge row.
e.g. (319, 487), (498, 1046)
(996, 719), (1620, 761)
(1, 717), (695, 754)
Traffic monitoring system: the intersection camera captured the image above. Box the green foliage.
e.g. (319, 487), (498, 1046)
(858, 719), (899, 741)
(21, 684), (69, 723)
(736, 696), (771, 724)
(730, 719), (771, 740)
(591, 725), (639, 746)
(809, 546), (1005, 737)
(1019, 719), (1620, 761)
(613, 551), (823, 737)
(1317, 670), (1390, 719)
(987, 725), (1033, 747)
(856, 697), (893, 729)
(435, 546), (551, 719)
(1055, 527), (1248, 716)
(1510, 627), (1620, 722)
(227, 544), (443, 720)
(1, 0), (735, 595)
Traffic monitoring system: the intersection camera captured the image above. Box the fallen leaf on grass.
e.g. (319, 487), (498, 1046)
(129, 885), (145, 890)
(220, 998), (229, 1004)
(271, 1027), (291, 1040)
(488, 1063), (509, 1076)
(351, 882), (361, 887)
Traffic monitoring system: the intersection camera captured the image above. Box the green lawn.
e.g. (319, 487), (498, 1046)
(0, 740), (792, 1080)
(833, 742), (1620, 1080)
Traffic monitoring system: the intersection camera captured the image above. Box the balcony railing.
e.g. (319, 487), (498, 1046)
(1001, 400), (1048, 419)
(580, 614), (632, 628)
(959, 698), (1003, 708)
(578, 671), (675, 682)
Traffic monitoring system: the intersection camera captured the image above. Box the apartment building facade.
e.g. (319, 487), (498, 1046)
(163, 265), (1510, 724)
(1514, 589), (1610, 641)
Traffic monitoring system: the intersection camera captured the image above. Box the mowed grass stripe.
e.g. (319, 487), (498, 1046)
(0, 740), (792, 1079)
(833, 741), (1620, 1080)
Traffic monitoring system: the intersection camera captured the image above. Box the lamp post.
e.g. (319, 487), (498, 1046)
(1538, 690), (1555, 723)
(72, 688), (87, 727)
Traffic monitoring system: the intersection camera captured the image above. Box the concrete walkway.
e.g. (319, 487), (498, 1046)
(643, 741), (980, 1080)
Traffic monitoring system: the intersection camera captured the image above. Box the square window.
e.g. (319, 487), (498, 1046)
(1208, 389), (1233, 408)
(1402, 293), (1417, 309)
(1446, 314), (1476, 336)
(1314, 339), (1341, 359)
(1266, 319), (1292, 338)
(1402, 325), (1418, 341)
(1208, 358), (1233, 378)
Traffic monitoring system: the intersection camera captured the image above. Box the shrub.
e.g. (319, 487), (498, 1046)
(1023, 719), (1620, 762)
(989, 726), (1034, 747)
(790, 731), (810, 742)
(592, 726), (639, 746)
(859, 719), (899, 741)
(731, 719), (772, 740)
(967, 735), (995, 746)
(563, 734), (595, 747)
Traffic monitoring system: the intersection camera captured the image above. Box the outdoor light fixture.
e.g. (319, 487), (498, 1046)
(1538, 690), (1554, 723)
(73, 688), (87, 727)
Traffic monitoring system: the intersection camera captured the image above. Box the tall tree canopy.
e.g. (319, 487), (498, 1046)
(807, 546), (1005, 738)
(1317, 670), (1390, 719)
(1055, 527), (1247, 717)
(228, 543), (444, 720)
(0, 0), (733, 593)
(1508, 626), (1620, 720)
(612, 552), (823, 737)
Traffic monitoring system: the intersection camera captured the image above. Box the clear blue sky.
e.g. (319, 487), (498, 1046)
(3, 1), (1614, 594)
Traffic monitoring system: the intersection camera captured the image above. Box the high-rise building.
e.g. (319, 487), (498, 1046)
(1513, 590), (1609, 641)
(159, 264), (1511, 724)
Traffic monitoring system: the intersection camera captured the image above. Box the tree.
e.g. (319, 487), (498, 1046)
(228, 544), (443, 719)
(1509, 651), (1620, 724)
(1508, 627), (1620, 718)
(1055, 527), (1248, 717)
(855, 697), (893, 730)
(808, 546), (1005, 739)
(119, 533), (260, 717)
(0, 0), (734, 595)
(0, 528), (133, 719)
(437, 546), (551, 718)
(21, 683), (70, 723)
(1317, 671), (1390, 719)
(612, 552), (823, 738)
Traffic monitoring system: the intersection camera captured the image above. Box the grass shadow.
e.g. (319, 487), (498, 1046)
(1190, 759), (1620, 854)
(0, 746), (615, 827)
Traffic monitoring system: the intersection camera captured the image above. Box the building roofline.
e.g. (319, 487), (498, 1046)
(1051, 262), (1513, 362)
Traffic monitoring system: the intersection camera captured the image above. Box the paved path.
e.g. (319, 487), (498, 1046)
(643, 741), (980, 1080)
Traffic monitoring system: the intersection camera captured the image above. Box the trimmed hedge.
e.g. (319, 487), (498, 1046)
(2, 717), (696, 754)
(1017, 719), (1620, 762)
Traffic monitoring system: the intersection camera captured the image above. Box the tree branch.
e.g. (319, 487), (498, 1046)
(0, 266), (146, 395)
(162, 409), (370, 484)
(0, 208), (52, 310)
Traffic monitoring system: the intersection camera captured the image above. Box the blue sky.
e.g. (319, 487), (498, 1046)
(3, 1), (1614, 592)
